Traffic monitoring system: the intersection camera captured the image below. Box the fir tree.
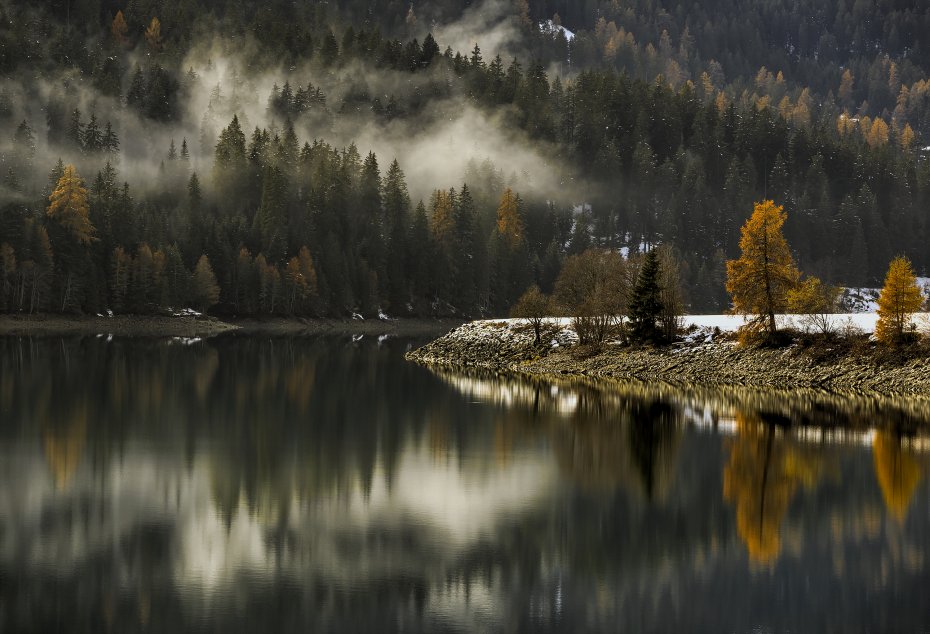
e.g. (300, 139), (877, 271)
(629, 249), (665, 344)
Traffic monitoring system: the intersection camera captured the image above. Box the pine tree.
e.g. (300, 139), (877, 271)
(160, 244), (189, 307)
(875, 256), (923, 344)
(82, 113), (102, 153)
(255, 164), (288, 262)
(726, 200), (800, 336)
(629, 249), (665, 344)
(320, 29), (339, 67)
(127, 68), (147, 109)
(66, 109), (83, 151)
(102, 122), (120, 155)
(110, 246), (131, 312)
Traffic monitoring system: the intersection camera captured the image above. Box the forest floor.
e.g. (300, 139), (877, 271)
(406, 317), (930, 397)
(0, 313), (462, 338)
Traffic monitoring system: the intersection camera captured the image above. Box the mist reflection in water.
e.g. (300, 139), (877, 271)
(1, 335), (930, 633)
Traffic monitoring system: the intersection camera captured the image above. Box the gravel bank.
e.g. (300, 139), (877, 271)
(406, 319), (930, 396)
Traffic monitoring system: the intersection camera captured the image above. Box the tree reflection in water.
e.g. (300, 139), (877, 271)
(723, 414), (822, 564)
(2, 336), (930, 632)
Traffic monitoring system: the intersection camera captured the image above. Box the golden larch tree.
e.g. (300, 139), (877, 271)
(875, 256), (923, 344)
(191, 254), (220, 311)
(898, 123), (916, 151)
(47, 164), (95, 245)
(111, 10), (128, 47)
(866, 118), (890, 147)
(838, 69), (854, 105)
(496, 188), (524, 247)
(429, 189), (455, 244)
(726, 200), (800, 335)
(144, 17), (162, 52)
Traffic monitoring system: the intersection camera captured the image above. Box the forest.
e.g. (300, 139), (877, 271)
(1, 0), (930, 318)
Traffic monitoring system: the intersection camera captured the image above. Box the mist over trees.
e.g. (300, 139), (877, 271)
(1, 0), (930, 317)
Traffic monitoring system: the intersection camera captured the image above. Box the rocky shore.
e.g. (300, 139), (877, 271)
(406, 319), (930, 396)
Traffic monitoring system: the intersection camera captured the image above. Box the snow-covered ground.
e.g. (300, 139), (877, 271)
(841, 277), (930, 313)
(477, 312), (930, 337)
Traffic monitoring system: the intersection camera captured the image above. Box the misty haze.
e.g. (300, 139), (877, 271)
(3, 0), (930, 632)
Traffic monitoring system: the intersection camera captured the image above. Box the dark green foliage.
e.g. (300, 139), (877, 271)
(2, 0), (930, 318)
(629, 250), (664, 344)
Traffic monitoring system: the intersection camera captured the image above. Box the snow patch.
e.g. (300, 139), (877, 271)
(539, 20), (575, 41)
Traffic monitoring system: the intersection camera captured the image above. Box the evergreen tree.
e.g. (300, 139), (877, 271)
(629, 249), (665, 344)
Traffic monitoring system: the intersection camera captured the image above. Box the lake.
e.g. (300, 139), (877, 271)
(1, 334), (929, 633)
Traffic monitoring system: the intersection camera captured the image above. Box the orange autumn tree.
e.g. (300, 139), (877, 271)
(496, 188), (524, 247)
(873, 431), (921, 522)
(111, 10), (128, 47)
(144, 17), (162, 52)
(726, 200), (800, 336)
(47, 164), (95, 245)
(875, 256), (923, 344)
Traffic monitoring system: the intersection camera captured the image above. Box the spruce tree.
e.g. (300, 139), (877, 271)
(629, 250), (665, 344)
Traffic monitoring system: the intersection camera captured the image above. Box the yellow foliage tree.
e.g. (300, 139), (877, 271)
(144, 17), (162, 52)
(836, 111), (856, 136)
(111, 10), (128, 47)
(47, 164), (95, 245)
(875, 256), (923, 344)
(787, 276), (840, 335)
(496, 188), (524, 247)
(873, 431), (921, 522)
(866, 118), (890, 147)
(726, 200), (800, 335)
(429, 189), (455, 244)
(899, 123), (916, 151)
(838, 69), (854, 105)
(792, 88), (812, 126)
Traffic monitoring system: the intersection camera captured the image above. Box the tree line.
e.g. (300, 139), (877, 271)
(2, 3), (930, 317)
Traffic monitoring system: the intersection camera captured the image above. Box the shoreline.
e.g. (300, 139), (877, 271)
(406, 319), (930, 397)
(0, 314), (463, 338)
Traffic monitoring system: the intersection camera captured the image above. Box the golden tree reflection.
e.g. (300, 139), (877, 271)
(723, 414), (821, 564)
(873, 431), (922, 522)
(41, 408), (88, 490)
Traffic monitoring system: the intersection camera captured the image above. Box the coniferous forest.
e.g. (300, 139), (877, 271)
(2, 0), (930, 318)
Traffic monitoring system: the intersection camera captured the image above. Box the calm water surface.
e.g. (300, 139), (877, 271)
(1, 335), (930, 633)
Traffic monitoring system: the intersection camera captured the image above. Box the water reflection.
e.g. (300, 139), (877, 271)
(2, 336), (930, 632)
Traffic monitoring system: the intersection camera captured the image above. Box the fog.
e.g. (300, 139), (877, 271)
(0, 1), (574, 207)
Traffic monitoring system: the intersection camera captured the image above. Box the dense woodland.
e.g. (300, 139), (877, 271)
(2, 0), (930, 317)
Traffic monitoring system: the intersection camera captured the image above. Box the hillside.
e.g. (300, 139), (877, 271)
(1, 0), (929, 318)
